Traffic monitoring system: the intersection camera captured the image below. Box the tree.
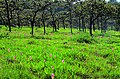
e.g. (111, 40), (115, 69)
(4, 0), (11, 32)
(83, 0), (107, 36)
(23, 0), (53, 36)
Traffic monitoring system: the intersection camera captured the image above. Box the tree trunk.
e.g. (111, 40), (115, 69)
(31, 21), (34, 36)
(104, 19), (107, 32)
(97, 18), (100, 30)
(57, 19), (59, 30)
(42, 11), (46, 34)
(93, 20), (95, 32)
(84, 18), (86, 32)
(53, 22), (54, 32)
(5, 0), (11, 32)
(51, 12), (57, 32)
(70, 10), (72, 34)
(90, 15), (93, 36)
(82, 16), (85, 32)
(54, 21), (57, 32)
(103, 15), (107, 33)
(101, 16), (103, 33)
(31, 12), (37, 36)
(17, 12), (20, 28)
(63, 19), (65, 29)
(78, 16), (81, 31)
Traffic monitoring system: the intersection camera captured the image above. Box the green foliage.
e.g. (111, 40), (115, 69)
(72, 32), (97, 43)
(0, 26), (120, 78)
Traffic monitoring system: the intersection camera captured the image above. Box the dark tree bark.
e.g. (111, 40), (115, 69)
(31, 11), (37, 36)
(93, 20), (95, 32)
(57, 19), (60, 30)
(5, 0), (11, 32)
(50, 9), (57, 32)
(30, 2), (52, 35)
(89, 13), (101, 36)
(101, 16), (103, 33)
(51, 12), (57, 31)
(63, 19), (65, 29)
(90, 15), (93, 36)
(54, 21), (57, 32)
(78, 16), (81, 31)
(97, 18), (100, 30)
(82, 16), (85, 32)
(69, 9), (72, 34)
(42, 11), (46, 34)
(30, 20), (34, 36)
(17, 12), (20, 28)
(84, 18), (86, 32)
(104, 15), (107, 32)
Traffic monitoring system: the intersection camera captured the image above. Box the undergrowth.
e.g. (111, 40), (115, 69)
(0, 26), (120, 79)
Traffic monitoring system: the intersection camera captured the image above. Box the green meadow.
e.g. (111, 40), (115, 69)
(0, 26), (120, 79)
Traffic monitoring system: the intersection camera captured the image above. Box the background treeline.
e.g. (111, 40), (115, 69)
(0, 0), (120, 36)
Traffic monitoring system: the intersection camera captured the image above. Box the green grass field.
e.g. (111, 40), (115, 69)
(0, 26), (120, 79)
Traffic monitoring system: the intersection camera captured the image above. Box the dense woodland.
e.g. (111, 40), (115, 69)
(0, 0), (120, 36)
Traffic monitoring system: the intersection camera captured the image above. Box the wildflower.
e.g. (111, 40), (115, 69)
(72, 68), (74, 71)
(84, 61), (87, 65)
(44, 60), (46, 62)
(68, 42), (70, 45)
(29, 56), (32, 61)
(52, 66), (54, 70)
(14, 56), (16, 60)
(50, 54), (52, 57)
(51, 73), (54, 79)
(112, 48), (114, 51)
(62, 60), (64, 63)
(8, 48), (10, 52)
(20, 52), (22, 55)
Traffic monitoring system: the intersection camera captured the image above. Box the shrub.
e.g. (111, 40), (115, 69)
(72, 33), (97, 44)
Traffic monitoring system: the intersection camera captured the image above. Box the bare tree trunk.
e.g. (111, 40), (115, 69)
(5, 0), (11, 32)
(90, 15), (93, 36)
(57, 19), (59, 30)
(93, 20), (95, 32)
(63, 19), (65, 29)
(17, 12), (20, 28)
(42, 11), (46, 34)
(51, 11), (57, 32)
(104, 16), (107, 33)
(70, 9), (72, 34)
(54, 21), (57, 32)
(97, 18), (100, 30)
(101, 16), (103, 33)
(31, 21), (34, 36)
(31, 11), (37, 36)
(82, 16), (85, 32)
(78, 16), (81, 31)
